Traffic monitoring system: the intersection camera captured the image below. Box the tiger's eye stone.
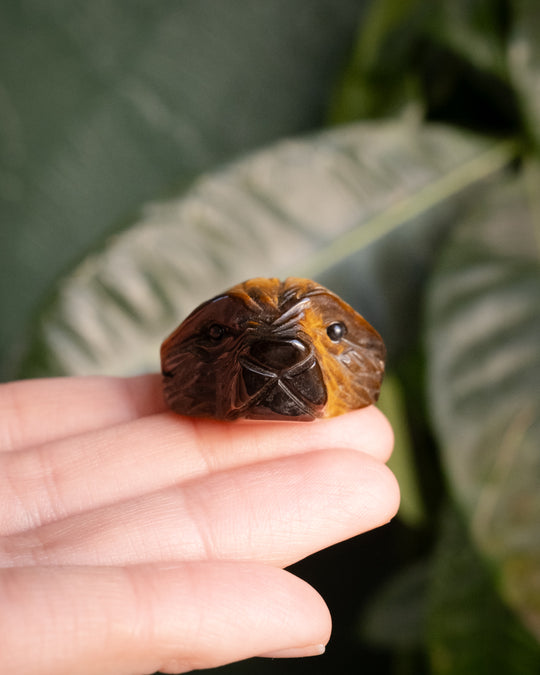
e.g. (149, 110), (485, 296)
(160, 277), (386, 421)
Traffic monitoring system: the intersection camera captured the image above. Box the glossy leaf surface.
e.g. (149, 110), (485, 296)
(428, 507), (540, 675)
(426, 177), (540, 638)
(16, 122), (513, 377)
(508, 0), (540, 148)
(0, 0), (364, 379)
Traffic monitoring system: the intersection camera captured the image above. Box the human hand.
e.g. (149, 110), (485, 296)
(0, 374), (399, 674)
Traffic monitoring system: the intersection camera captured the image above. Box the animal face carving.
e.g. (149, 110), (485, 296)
(161, 277), (386, 421)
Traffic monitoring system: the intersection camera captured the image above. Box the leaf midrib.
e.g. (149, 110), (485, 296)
(299, 138), (518, 277)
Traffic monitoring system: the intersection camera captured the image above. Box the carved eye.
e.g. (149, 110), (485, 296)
(326, 321), (347, 342)
(207, 323), (227, 341)
(161, 277), (386, 422)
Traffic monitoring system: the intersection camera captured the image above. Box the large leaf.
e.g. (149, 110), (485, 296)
(427, 0), (508, 78)
(360, 559), (429, 649)
(0, 0), (365, 379)
(428, 506), (540, 674)
(329, 0), (427, 122)
(426, 176), (540, 639)
(15, 121), (515, 378)
(378, 373), (426, 527)
(508, 0), (540, 148)
(329, 0), (514, 128)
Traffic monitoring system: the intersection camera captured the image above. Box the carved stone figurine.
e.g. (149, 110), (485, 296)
(161, 277), (386, 421)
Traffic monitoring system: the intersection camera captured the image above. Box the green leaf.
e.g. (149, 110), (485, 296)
(427, 0), (509, 78)
(15, 121), (515, 378)
(0, 0), (365, 379)
(428, 506), (540, 675)
(378, 373), (426, 527)
(330, 0), (517, 134)
(508, 0), (540, 149)
(426, 176), (540, 640)
(361, 559), (429, 649)
(329, 0), (427, 123)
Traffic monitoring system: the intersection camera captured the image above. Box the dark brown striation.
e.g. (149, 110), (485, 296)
(161, 277), (386, 421)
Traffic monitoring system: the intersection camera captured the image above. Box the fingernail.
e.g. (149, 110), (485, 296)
(260, 643), (326, 658)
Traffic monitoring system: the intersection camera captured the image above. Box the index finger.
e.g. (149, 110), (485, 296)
(0, 375), (166, 452)
(1, 405), (393, 536)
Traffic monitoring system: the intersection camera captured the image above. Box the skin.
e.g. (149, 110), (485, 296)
(0, 374), (399, 675)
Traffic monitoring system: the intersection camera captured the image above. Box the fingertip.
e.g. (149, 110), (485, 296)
(0, 563), (332, 675)
(372, 459), (401, 525)
(303, 447), (401, 541)
(147, 561), (332, 671)
(353, 405), (395, 462)
(312, 405), (394, 462)
(259, 642), (327, 658)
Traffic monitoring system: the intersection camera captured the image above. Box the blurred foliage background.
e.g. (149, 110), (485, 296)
(1, 1), (540, 673)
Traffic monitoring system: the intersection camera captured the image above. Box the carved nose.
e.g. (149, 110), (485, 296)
(249, 338), (308, 371)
